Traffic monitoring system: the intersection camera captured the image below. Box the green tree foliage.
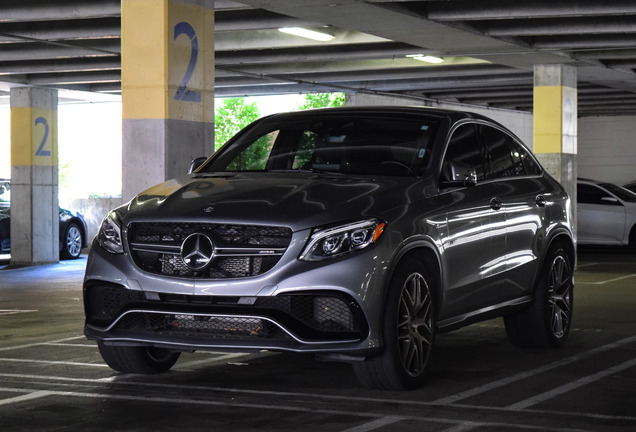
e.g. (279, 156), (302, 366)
(296, 93), (346, 110)
(214, 97), (261, 151)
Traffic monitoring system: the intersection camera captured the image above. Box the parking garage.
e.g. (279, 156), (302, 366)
(1, 1), (635, 431)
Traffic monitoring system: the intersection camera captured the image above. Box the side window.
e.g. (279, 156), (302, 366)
(292, 131), (318, 169)
(578, 183), (621, 206)
(479, 125), (522, 179)
(513, 141), (542, 176)
(441, 123), (484, 182)
(226, 130), (279, 171)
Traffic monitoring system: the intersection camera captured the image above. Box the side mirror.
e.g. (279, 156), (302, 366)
(188, 157), (208, 174)
(600, 196), (621, 205)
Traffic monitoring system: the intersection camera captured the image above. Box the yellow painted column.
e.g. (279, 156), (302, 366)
(121, 0), (214, 201)
(533, 64), (577, 230)
(10, 87), (59, 265)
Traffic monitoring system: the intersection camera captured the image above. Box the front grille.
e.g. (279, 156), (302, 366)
(127, 222), (292, 279)
(84, 283), (368, 342)
(113, 312), (292, 342)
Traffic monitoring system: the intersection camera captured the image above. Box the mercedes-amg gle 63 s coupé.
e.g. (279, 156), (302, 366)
(84, 107), (575, 390)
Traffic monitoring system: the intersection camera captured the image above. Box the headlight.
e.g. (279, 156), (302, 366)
(299, 219), (385, 262)
(97, 210), (124, 254)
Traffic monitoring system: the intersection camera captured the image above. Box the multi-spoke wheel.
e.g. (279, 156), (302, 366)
(60, 222), (83, 259)
(505, 246), (574, 348)
(353, 257), (435, 390)
(397, 272), (434, 377)
(547, 254), (573, 340)
(97, 342), (181, 374)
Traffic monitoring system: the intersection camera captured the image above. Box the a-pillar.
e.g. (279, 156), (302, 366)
(10, 87), (59, 265)
(121, 0), (214, 202)
(533, 64), (577, 214)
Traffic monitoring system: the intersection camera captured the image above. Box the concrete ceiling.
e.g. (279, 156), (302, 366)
(2, 0), (636, 116)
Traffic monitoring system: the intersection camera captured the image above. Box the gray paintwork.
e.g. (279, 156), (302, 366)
(83, 106), (575, 358)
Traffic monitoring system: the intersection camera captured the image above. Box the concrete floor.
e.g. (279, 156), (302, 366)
(1, 248), (635, 431)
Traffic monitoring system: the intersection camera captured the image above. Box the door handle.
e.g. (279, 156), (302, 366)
(490, 197), (503, 210)
(535, 194), (546, 207)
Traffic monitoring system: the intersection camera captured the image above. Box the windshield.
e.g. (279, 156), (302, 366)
(202, 114), (440, 177)
(0, 182), (9, 203)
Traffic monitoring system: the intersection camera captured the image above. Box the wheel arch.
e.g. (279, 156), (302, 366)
(60, 217), (88, 249)
(534, 229), (576, 290)
(629, 223), (636, 246)
(385, 240), (443, 314)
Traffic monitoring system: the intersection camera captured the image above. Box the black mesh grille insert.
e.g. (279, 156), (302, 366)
(113, 312), (291, 341)
(127, 222), (292, 279)
(84, 283), (367, 342)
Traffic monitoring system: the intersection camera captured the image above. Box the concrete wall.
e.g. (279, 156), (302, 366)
(70, 196), (124, 246)
(578, 115), (636, 186)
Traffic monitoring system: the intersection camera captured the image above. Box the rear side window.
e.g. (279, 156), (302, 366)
(441, 123), (485, 182)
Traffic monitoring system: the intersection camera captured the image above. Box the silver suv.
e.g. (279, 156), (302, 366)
(84, 107), (575, 389)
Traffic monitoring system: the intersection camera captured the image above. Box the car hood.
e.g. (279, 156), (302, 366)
(122, 172), (420, 231)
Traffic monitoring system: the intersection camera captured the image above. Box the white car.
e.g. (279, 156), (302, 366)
(577, 178), (636, 246)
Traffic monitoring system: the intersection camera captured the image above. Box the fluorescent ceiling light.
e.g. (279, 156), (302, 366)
(407, 54), (445, 64)
(278, 27), (335, 42)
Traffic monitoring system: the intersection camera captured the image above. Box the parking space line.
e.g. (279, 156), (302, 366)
(0, 390), (53, 407)
(3, 372), (633, 425)
(440, 422), (482, 432)
(41, 343), (95, 348)
(507, 357), (636, 410)
(0, 309), (38, 316)
(577, 274), (636, 285)
(0, 385), (592, 432)
(0, 336), (85, 352)
(432, 334), (636, 404)
(0, 358), (110, 368)
(338, 416), (404, 432)
(173, 352), (248, 370)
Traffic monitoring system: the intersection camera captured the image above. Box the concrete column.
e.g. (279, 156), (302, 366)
(533, 64), (577, 213)
(10, 87), (59, 265)
(121, 0), (215, 202)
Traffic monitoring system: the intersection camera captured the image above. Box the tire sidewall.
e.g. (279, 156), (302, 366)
(381, 258), (436, 389)
(536, 247), (573, 347)
(61, 222), (82, 259)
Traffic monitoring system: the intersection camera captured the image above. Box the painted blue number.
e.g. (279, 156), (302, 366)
(34, 117), (51, 157)
(174, 21), (201, 103)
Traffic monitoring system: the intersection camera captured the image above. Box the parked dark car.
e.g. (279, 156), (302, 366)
(0, 179), (87, 259)
(84, 107), (575, 389)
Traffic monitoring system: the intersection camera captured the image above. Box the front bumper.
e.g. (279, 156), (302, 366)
(83, 232), (389, 355)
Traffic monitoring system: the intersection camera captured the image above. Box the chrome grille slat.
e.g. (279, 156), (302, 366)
(127, 222), (292, 279)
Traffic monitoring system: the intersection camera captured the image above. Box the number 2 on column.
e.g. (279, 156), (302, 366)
(174, 21), (202, 103)
(35, 117), (51, 157)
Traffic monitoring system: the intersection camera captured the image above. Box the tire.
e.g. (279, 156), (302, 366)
(97, 342), (181, 374)
(353, 258), (435, 390)
(504, 246), (574, 348)
(60, 222), (83, 260)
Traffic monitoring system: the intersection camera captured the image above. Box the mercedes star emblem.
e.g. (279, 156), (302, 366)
(180, 233), (214, 271)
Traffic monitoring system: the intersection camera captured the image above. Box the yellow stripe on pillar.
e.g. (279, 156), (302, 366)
(121, 0), (169, 120)
(533, 85), (563, 154)
(122, 0), (214, 122)
(11, 106), (58, 167)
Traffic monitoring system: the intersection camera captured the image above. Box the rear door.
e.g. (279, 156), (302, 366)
(479, 123), (547, 297)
